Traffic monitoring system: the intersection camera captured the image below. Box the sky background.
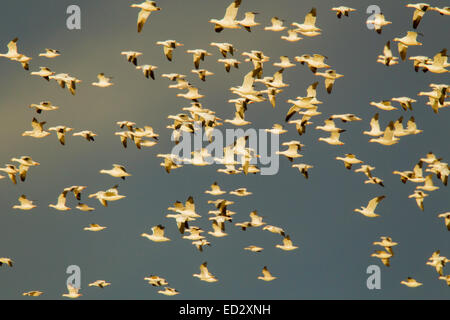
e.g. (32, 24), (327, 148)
(0, 0), (449, 299)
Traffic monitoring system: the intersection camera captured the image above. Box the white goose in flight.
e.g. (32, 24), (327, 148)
(11, 156), (40, 182)
(318, 129), (346, 146)
(136, 65), (157, 79)
(88, 280), (111, 288)
(73, 130), (97, 142)
(156, 40), (184, 61)
(331, 6), (356, 18)
(100, 164), (131, 180)
(437, 212), (450, 231)
(377, 41), (399, 66)
(273, 56), (296, 69)
(245, 245), (264, 253)
(29, 101), (58, 114)
(229, 188), (252, 197)
(354, 196), (386, 218)
(13, 195), (36, 211)
(363, 113), (383, 137)
(209, 0), (242, 33)
(276, 235), (299, 251)
(208, 221), (228, 238)
(315, 69), (343, 94)
(92, 73), (114, 88)
(0, 258), (13, 267)
(406, 3), (430, 29)
(210, 42), (235, 57)
(121, 51), (142, 66)
(0, 165), (19, 184)
(370, 100), (397, 111)
(373, 236), (398, 255)
(258, 266), (277, 281)
(369, 122), (399, 146)
(49, 190), (71, 211)
(49, 126), (73, 146)
(265, 17), (287, 32)
(205, 182), (227, 196)
(409, 190), (428, 211)
(276, 141), (303, 162)
(187, 49), (212, 69)
(158, 287), (179, 296)
(416, 174), (439, 192)
(281, 30), (303, 42)
(192, 69), (214, 82)
(84, 224), (107, 232)
(168, 196), (201, 219)
(22, 118), (51, 139)
(88, 185), (126, 207)
(62, 285), (82, 299)
(401, 278), (423, 288)
(193, 262), (218, 283)
(238, 12), (260, 32)
(218, 58), (241, 72)
(292, 164), (313, 179)
(371, 250), (393, 267)
(291, 7), (321, 35)
(31, 67), (55, 81)
(393, 31), (422, 61)
(0, 38), (21, 59)
(39, 48), (60, 58)
(392, 97), (417, 111)
(296, 54), (330, 73)
(131, 1), (161, 33)
(336, 154), (364, 170)
(141, 225), (170, 242)
(263, 225), (285, 236)
(145, 275), (168, 287)
(366, 13), (392, 34)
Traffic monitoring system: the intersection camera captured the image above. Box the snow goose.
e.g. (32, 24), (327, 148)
(292, 8), (321, 35)
(209, 0), (242, 32)
(406, 3), (430, 29)
(62, 285), (81, 299)
(121, 51), (142, 66)
(39, 48), (60, 58)
(238, 12), (260, 32)
(100, 164), (131, 180)
(92, 73), (114, 88)
(258, 266), (277, 281)
(84, 224), (107, 232)
(393, 31), (422, 61)
(331, 6), (356, 18)
(30, 67), (55, 81)
(49, 126), (73, 145)
(265, 17), (286, 32)
(354, 196), (386, 218)
(366, 13), (392, 34)
(141, 225), (170, 242)
(136, 65), (157, 79)
(318, 129), (346, 146)
(73, 130), (96, 142)
(13, 195), (36, 211)
(156, 40), (184, 61)
(89, 280), (110, 288)
(369, 122), (399, 146)
(401, 278), (423, 288)
(193, 262), (218, 283)
(131, 1), (161, 33)
(292, 164), (313, 179)
(49, 190), (71, 211)
(336, 154), (363, 170)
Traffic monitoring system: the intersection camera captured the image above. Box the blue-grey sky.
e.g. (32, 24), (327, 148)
(0, 0), (449, 299)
